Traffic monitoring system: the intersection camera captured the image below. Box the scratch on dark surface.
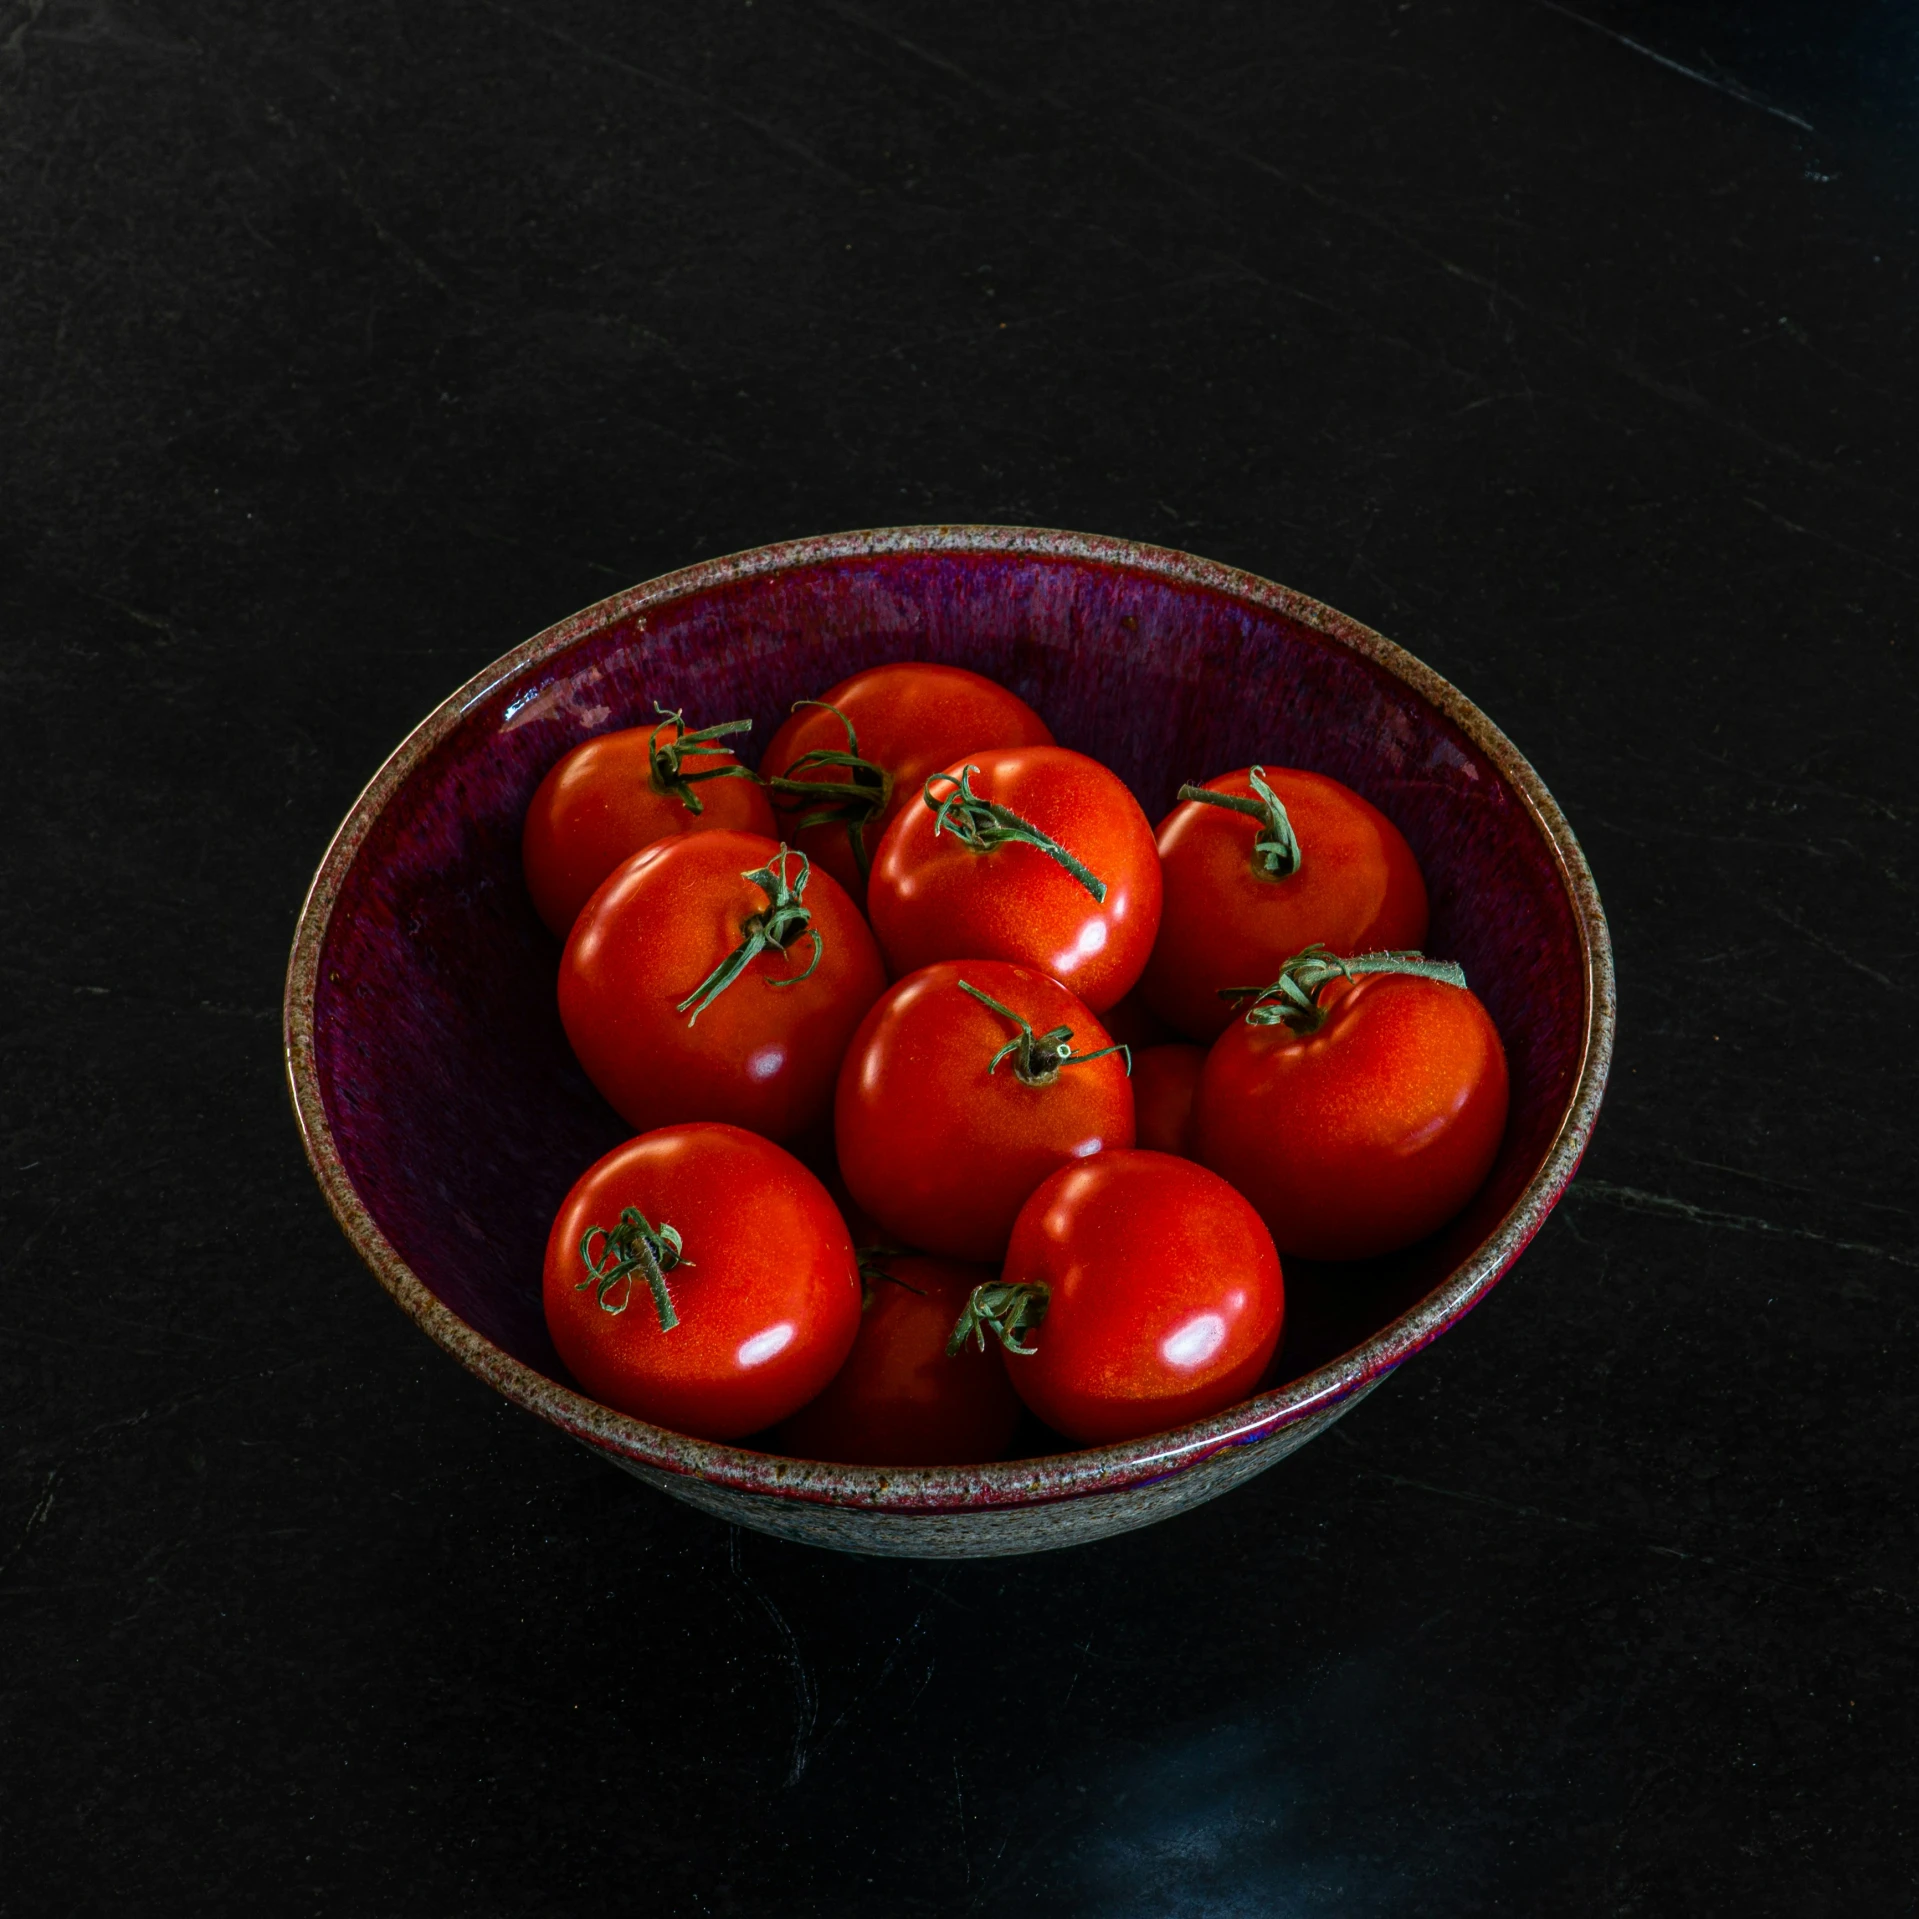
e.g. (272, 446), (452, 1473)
(259, 102), (452, 296)
(728, 1528), (817, 1787)
(0, 1471), (57, 1583)
(485, 1), (856, 184)
(1678, 1155), (1918, 1223)
(1568, 1178), (1918, 1269)
(810, 0), (1011, 104)
(952, 1748), (971, 1885)
(1146, 104), (1919, 523)
(1754, 897), (1899, 990)
(0, 0), (46, 69)
(1743, 496), (1919, 591)
(1530, 0), (1816, 132)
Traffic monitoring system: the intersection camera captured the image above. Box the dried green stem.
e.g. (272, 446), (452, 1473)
(946, 1281), (1050, 1358)
(923, 765), (1108, 904)
(676, 844), (824, 1023)
(1220, 943), (1469, 1035)
(1176, 765), (1301, 880)
(764, 701), (892, 880)
(956, 978), (1130, 1086)
(648, 702), (758, 816)
(577, 1207), (687, 1330)
(855, 1245), (928, 1308)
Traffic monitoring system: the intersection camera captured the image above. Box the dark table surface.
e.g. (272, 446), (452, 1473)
(6, 3), (1916, 1912)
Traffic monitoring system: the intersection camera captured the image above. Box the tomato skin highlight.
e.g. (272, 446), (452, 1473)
(761, 663), (1053, 906)
(1192, 971), (1509, 1261)
(866, 746), (1163, 1012)
(1131, 1044), (1205, 1156)
(834, 959), (1136, 1262)
(559, 830), (886, 1144)
(771, 1254), (1024, 1466)
(994, 1150), (1285, 1445)
(542, 1123), (861, 1440)
(1138, 767), (1428, 1042)
(523, 721), (775, 938)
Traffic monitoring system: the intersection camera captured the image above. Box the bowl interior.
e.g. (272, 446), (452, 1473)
(307, 540), (1590, 1448)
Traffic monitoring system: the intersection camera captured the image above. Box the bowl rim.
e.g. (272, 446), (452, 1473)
(284, 523), (1615, 1514)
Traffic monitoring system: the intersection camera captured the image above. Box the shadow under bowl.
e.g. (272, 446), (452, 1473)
(285, 526), (1614, 1558)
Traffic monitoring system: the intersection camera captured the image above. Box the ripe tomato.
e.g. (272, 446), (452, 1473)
(1191, 948), (1509, 1260)
(523, 706), (775, 938)
(771, 1251), (1024, 1466)
(959, 1149), (1285, 1445)
(1138, 765), (1427, 1042)
(866, 747), (1162, 1012)
(560, 832), (885, 1144)
(759, 663), (1053, 906)
(542, 1123), (860, 1440)
(835, 959), (1135, 1261)
(1131, 1043), (1204, 1156)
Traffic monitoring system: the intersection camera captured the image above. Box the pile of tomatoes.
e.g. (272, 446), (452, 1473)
(523, 661), (1509, 1462)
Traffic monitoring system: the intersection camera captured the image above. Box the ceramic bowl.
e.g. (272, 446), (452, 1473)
(285, 526), (1613, 1558)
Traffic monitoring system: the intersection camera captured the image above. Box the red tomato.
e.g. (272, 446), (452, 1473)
(1138, 766), (1428, 1042)
(560, 832), (885, 1144)
(1191, 949), (1509, 1260)
(961, 1150), (1285, 1445)
(760, 663), (1053, 906)
(835, 959), (1135, 1261)
(542, 1123), (860, 1440)
(771, 1252), (1024, 1466)
(866, 747), (1162, 1012)
(1132, 1044), (1205, 1156)
(523, 706), (775, 937)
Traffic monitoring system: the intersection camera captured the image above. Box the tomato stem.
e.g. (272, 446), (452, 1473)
(764, 701), (892, 881)
(647, 702), (759, 816)
(676, 844), (825, 1024)
(855, 1245), (928, 1308)
(1177, 765), (1301, 880)
(922, 765), (1108, 904)
(946, 1281), (1050, 1357)
(956, 978), (1132, 1087)
(578, 1206), (688, 1330)
(1220, 943), (1469, 1035)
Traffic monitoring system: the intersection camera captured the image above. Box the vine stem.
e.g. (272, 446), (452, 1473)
(1176, 765), (1301, 880)
(676, 844), (824, 1024)
(577, 1207), (688, 1330)
(922, 766), (1108, 904)
(945, 1281), (1050, 1357)
(1219, 943), (1469, 1035)
(855, 1245), (928, 1307)
(956, 978), (1131, 1086)
(647, 702), (758, 816)
(764, 701), (891, 881)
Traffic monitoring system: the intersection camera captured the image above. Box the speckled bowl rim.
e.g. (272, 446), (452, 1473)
(285, 525), (1614, 1515)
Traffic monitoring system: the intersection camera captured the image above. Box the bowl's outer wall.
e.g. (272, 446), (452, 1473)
(297, 534), (1604, 1538)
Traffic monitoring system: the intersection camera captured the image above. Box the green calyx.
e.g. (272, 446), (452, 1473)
(648, 702), (758, 816)
(1219, 943), (1469, 1035)
(956, 978), (1131, 1087)
(1177, 765), (1301, 880)
(677, 844), (824, 1024)
(923, 765), (1108, 904)
(764, 701), (892, 881)
(577, 1206), (688, 1330)
(945, 1281), (1050, 1358)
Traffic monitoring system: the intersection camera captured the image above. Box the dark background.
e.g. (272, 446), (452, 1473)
(4, 2), (1916, 1912)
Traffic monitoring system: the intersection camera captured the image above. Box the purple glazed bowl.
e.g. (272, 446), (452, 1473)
(285, 526), (1613, 1558)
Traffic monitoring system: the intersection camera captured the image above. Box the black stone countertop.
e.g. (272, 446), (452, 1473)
(5, 4), (1915, 1912)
